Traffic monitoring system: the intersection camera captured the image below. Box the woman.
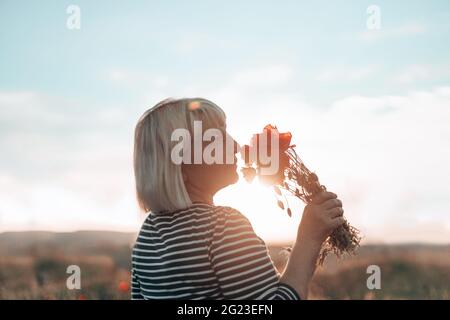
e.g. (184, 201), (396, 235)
(131, 98), (344, 300)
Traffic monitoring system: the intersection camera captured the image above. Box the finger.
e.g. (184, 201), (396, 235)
(321, 198), (342, 210)
(330, 216), (346, 229)
(327, 207), (344, 218)
(311, 191), (337, 204)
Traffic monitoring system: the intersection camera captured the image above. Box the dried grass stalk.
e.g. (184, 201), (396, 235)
(283, 148), (361, 265)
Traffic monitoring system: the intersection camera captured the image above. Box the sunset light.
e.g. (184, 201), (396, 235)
(1, 0), (449, 304)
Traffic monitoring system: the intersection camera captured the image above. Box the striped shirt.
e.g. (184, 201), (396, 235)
(131, 203), (300, 300)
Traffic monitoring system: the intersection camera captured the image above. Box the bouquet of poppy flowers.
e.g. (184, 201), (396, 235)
(241, 125), (361, 265)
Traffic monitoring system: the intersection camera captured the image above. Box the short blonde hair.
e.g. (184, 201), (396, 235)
(134, 98), (226, 213)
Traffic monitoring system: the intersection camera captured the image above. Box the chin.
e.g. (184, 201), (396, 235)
(230, 171), (239, 184)
(221, 166), (239, 187)
(228, 167), (239, 184)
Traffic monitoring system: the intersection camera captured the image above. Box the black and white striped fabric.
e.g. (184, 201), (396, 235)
(131, 203), (300, 300)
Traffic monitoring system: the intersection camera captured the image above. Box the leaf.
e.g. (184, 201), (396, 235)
(273, 185), (282, 195)
(277, 200), (285, 210)
(241, 167), (256, 183)
(277, 200), (284, 210)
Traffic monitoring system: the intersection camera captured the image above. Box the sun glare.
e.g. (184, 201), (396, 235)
(215, 172), (301, 245)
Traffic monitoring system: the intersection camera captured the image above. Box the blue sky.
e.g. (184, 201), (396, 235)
(2, 0), (450, 102)
(1, 1), (449, 243)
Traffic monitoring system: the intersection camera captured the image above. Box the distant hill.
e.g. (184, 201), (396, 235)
(1, 230), (448, 258)
(0, 231), (136, 256)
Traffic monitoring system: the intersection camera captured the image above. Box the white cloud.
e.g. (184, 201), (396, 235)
(104, 68), (169, 89)
(316, 65), (377, 82)
(392, 65), (432, 84)
(1, 71), (450, 243)
(231, 64), (293, 87)
(0, 90), (143, 232)
(358, 22), (426, 43)
(197, 68), (450, 243)
(174, 31), (232, 55)
(392, 63), (450, 84)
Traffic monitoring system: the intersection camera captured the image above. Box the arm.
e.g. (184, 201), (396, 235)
(131, 267), (144, 300)
(280, 191), (345, 299)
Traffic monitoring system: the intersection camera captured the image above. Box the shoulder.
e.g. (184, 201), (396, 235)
(210, 205), (257, 238)
(212, 205), (251, 224)
(208, 206), (267, 250)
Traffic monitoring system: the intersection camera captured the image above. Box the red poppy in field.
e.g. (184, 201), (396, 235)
(118, 280), (130, 292)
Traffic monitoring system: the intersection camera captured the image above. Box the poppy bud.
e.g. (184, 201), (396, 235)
(277, 200), (285, 210)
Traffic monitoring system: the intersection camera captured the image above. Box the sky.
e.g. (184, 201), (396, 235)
(0, 0), (449, 243)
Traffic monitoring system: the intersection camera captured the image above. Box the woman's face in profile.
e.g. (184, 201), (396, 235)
(181, 127), (239, 199)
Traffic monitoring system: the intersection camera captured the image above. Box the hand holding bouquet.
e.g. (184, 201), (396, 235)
(241, 125), (361, 265)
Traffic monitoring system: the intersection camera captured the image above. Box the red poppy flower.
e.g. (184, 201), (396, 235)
(118, 280), (130, 293)
(241, 124), (292, 185)
(262, 124), (292, 152)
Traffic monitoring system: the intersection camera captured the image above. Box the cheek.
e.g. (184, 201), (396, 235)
(209, 164), (237, 185)
(223, 164), (239, 182)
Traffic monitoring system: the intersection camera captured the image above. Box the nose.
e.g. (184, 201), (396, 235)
(225, 132), (240, 154)
(233, 139), (240, 154)
(225, 133), (240, 165)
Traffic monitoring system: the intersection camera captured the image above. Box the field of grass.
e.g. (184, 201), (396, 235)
(271, 243), (450, 299)
(0, 231), (448, 299)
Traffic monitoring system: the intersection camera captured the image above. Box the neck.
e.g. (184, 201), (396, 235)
(185, 183), (215, 206)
